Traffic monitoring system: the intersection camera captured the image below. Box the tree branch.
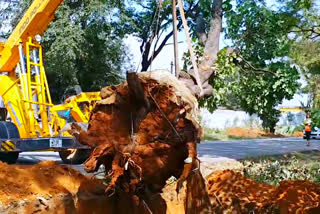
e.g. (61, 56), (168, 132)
(238, 54), (275, 75)
(148, 22), (183, 63)
(290, 26), (320, 40)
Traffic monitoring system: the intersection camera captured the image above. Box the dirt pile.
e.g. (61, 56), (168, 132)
(71, 70), (212, 213)
(0, 161), (174, 214)
(226, 127), (284, 139)
(0, 161), (97, 213)
(0, 161), (85, 206)
(1, 159), (320, 213)
(294, 131), (303, 137)
(207, 170), (320, 213)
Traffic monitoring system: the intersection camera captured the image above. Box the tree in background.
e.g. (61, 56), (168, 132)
(181, 0), (303, 132)
(127, 0), (222, 97)
(43, 0), (131, 102)
(7, 0), (132, 103)
(127, 0), (316, 132)
(214, 0), (302, 132)
(287, 0), (320, 109)
(0, 0), (20, 37)
(292, 41), (320, 108)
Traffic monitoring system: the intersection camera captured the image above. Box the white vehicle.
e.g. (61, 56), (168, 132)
(303, 127), (320, 139)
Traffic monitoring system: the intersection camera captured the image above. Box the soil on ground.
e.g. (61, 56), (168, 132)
(0, 160), (319, 213)
(0, 160), (180, 214)
(0, 161), (85, 206)
(226, 127), (284, 139)
(207, 170), (320, 213)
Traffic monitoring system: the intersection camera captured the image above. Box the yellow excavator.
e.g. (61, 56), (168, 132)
(0, 0), (101, 164)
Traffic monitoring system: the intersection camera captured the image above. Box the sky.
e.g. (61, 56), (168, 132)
(124, 0), (309, 108)
(125, 0), (282, 72)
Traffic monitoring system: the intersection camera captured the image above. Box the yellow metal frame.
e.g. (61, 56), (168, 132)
(24, 37), (52, 136)
(0, 0), (102, 152)
(0, 0), (64, 72)
(0, 36), (101, 142)
(0, 37), (57, 138)
(51, 92), (101, 123)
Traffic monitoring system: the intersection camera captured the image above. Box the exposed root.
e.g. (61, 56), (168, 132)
(72, 71), (211, 213)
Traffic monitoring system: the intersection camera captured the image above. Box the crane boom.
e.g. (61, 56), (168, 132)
(0, 0), (63, 72)
(0, 0), (102, 164)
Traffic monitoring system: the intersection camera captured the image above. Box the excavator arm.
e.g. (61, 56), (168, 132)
(0, 0), (63, 72)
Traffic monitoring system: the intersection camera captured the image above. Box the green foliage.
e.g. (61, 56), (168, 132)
(203, 48), (299, 132)
(0, 0), (30, 37)
(226, 2), (294, 63)
(291, 41), (320, 108)
(199, 48), (240, 112)
(311, 109), (320, 128)
(8, 0), (131, 103)
(199, 0), (301, 132)
(276, 125), (296, 135)
(182, 40), (204, 71)
(283, 0), (320, 108)
(243, 154), (320, 185)
(294, 124), (305, 132)
(44, 0), (130, 103)
(203, 128), (228, 141)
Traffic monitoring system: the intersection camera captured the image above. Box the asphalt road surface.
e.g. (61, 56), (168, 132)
(15, 137), (319, 172)
(198, 137), (320, 159)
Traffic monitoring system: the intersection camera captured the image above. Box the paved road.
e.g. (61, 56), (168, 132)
(17, 151), (87, 174)
(15, 137), (320, 169)
(198, 137), (320, 160)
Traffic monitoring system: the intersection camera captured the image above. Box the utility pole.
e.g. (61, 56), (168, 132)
(172, 0), (180, 77)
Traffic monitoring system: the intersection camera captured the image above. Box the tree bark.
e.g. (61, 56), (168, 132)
(178, 0), (223, 98)
(139, 0), (223, 99)
(200, 0), (222, 72)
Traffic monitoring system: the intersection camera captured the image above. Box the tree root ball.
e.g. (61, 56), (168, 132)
(71, 71), (211, 213)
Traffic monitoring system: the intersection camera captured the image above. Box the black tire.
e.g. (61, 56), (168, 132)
(0, 152), (19, 164)
(0, 108), (7, 121)
(59, 149), (90, 165)
(0, 122), (20, 164)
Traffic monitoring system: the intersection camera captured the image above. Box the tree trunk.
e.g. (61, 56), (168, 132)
(178, 0), (223, 98)
(200, 0), (222, 72)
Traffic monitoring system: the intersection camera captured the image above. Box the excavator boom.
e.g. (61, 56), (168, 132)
(0, 0), (63, 72)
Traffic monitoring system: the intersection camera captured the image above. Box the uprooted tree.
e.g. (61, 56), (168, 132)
(66, 1), (313, 212)
(129, 0), (316, 132)
(128, 0), (223, 98)
(71, 71), (212, 213)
